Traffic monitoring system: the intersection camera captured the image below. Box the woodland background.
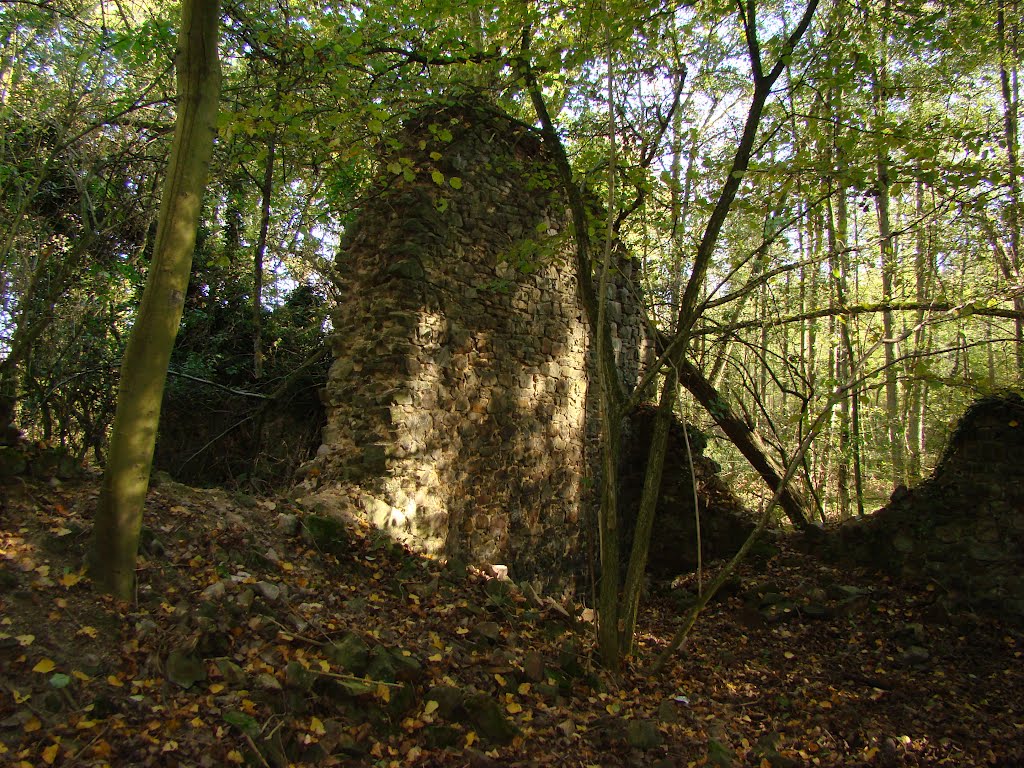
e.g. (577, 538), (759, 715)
(2, 0), (1021, 519)
(2, 1), (1024, 764)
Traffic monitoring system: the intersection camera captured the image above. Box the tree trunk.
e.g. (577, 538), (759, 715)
(873, 20), (904, 485)
(90, 0), (221, 600)
(677, 358), (811, 530)
(997, 0), (1022, 375)
(253, 135), (275, 379)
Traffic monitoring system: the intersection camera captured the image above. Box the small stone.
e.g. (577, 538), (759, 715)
(474, 621), (502, 642)
(215, 659), (247, 686)
(277, 514), (300, 535)
(255, 581), (281, 602)
(326, 633), (370, 674)
(425, 685), (465, 719)
(201, 581), (227, 601)
(801, 602), (830, 620)
(899, 645), (930, 666)
(523, 650), (546, 682)
(464, 693), (516, 745)
(166, 649), (207, 689)
(255, 672), (283, 691)
(656, 699), (679, 723)
(626, 719), (662, 749)
(285, 660), (316, 691)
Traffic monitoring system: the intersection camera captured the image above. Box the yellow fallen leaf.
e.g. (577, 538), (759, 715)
(77, 626), (99, 638)
(41, 744), (59, 765)
(59, 572), (83, 588)
(76, 719), (99, 729)
(494, 673), (506, 687)
(517, 682), (531, 695)
(24, 717), (42, 733)
(209, 683), (224, 694)
(423, 700), (439, 715)
(161, 740), (178, 752)
(226, 750), (244, 764)
(428, 653), (443, 662)
(16, 635), (34, 646)
(465, 731), (477, 748)
(506, 702), (523, 714)
(72, 670), (91, 681)
(310, 717), (326, 735)
(33, 659), (55, 673)
(376, 683), (391, 703)
(107, 675), (123, 687)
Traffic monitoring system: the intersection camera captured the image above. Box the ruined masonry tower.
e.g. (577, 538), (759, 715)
(312, 99), (648, 586)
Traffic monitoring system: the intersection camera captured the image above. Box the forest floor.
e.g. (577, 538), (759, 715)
(1, 474), (1022, 768)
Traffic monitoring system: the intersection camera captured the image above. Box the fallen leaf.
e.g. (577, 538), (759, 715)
(59, 571), (83, 588)
(33, 658), (55, 673)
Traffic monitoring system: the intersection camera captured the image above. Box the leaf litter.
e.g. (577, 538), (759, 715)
(1, 474), (1021, 767)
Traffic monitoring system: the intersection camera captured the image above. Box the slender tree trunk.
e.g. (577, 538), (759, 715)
(253, 135), (275, 379)
(91, 0), (221, 600)
(906, 172), (931, 479)
(998, 0), (1023, 375)
(872, 19), (904, 486)
(619, 368), (677, 651)
(678, 359), (810, 530)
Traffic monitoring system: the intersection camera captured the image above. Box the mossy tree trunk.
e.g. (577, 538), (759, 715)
(91, 0), (221, 600)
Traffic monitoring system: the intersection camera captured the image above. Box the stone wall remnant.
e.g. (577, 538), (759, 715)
(829, 391), (1024, 623)
(309, 98), (650, 586)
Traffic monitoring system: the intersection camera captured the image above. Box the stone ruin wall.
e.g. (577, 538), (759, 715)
(310, 100), (649, 586)
(832, 392), (1024, 622)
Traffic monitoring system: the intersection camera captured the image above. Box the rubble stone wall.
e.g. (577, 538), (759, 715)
(832, 392), (1024, 623)
(311, 99), (649, 586)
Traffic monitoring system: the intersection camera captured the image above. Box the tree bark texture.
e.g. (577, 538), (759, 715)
(91, 0), (221, 599)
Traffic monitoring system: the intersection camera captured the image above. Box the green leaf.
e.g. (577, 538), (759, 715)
(224, 711), (260, 738)
(449, 177), (463, 189)
(402, 168), (415, 182)
(49, 673), (71, 689)
(431, 170), (444, 185)
(387, 162), (402, 175)
(336, 678), (377, 696)
(368, 119), (384, 134)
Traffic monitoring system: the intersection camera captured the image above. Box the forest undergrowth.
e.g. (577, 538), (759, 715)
(1, 475), (1021, 767)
